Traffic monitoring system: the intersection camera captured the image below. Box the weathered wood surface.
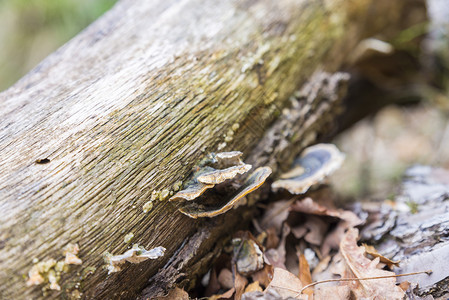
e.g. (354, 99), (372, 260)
(0, 0), (425, 299)
(360, 166), (449, 299)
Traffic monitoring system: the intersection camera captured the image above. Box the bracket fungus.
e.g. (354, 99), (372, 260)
(170, 151), (271, 218)
(105, 245), (166, 274)
(197, 164), (252, 185)
(180, 167), (272, 218)
(272, 143), (344, 194)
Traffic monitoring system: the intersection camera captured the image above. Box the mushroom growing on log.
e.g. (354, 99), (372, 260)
(0, 0), (427, 299)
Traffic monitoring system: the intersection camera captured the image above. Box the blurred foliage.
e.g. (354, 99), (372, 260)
(0, 0), (117, 91)
(332, 104), (449, 200)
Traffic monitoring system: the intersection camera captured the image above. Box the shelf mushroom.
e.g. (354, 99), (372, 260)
(272, 143), (344, 194)
(169, 151), (252, 202)
(105, 245), (166, 274)
(180, 167), (272, 218)
(170, 151), (272, 218)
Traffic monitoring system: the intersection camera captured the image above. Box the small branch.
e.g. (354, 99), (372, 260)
(297, 270), (432, 296)
(270, 270), (432, 298)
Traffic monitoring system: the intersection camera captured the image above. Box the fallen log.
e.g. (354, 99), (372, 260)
(360, 166), (449, 299)
(0, 0), (426, 299)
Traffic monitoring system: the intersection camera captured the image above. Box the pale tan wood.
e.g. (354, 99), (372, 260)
(0, 0), (425, 299)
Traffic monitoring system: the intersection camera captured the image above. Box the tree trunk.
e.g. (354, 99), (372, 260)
(0, 0), (426, 299)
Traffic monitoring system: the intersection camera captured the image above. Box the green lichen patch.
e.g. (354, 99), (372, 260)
(142, 201), (153, 213)
(124, 232), (134, 244)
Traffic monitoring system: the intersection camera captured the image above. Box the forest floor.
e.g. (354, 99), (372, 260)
(170, 103), (449, 300)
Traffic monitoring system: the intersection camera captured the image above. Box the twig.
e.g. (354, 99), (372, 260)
(297, 270), (432, 297)
(270, 270), (432, 299)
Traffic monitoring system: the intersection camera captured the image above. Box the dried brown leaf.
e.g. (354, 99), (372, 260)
(265, 227), (280, 249)
(398, 281), (411, 291)
(205, 268), (221, 297)
(362, 243), (400, 269)
(155, 287), (189, 300)
(251, 264), (273, 288)
(264, 249), (286, 270)
(265, 267), (306, 299)
(311, 255), (331, 278)
(260, 200), (293, 235)
(290, 197), (362, 227)
(235, 272), (248, 300)
(263, 224), (290, 270)
(218, 268), (234, 290)
(339, 228), (405, 299)
(321, 223), (346, 257)
(291, 225), (308, 239)
(244, 281), (263, 293)
(314, 285), (352, 300)
(241, 289), (281, 300)
(304, 216), (329, 246)
(298, 252), (313, 297)
(209, 287), (235, 300)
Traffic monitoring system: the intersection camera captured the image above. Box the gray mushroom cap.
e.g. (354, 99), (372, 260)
(169, 151), (251, 202)
(272, 143), (344, 194)
(179, 166), (272, 218)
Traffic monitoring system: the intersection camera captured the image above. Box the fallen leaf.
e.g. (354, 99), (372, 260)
(304, 216), (329, 246)
(205, 268), (221, 297)
(290, 197), (362, 227)
(265, 267), (306, 299)
(339, 228), (405, 299)
(265, 227), (280, 249)
(321, 223), (346, 256)
(314, 285), (351, 300)
(235, 271), (248, 300)
(291, 225), (308, 239)
(251, 264), (274, 288)
(263, 224), (290, 270)
(298, 252), (313, 297)
(209, 288), (235, 300)
(244, 281), (263, 293)
(242, 289), (282, 300)
(398, 281), (411, 291)
(155, 287), (189, 300)
(312, 255), (331, 278)
(362, 243), (400, 269)
(218, 268), (234, 290)
(260, 200), (293, 235)
(264, 249), (286, 270)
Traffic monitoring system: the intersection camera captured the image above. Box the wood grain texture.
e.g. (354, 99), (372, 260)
(0, 0), (423, 298)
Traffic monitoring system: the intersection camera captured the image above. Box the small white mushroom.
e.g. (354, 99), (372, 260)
(106, 245), (166, 274)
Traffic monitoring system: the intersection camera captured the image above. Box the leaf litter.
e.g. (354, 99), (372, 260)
(176, 144), (431, 299)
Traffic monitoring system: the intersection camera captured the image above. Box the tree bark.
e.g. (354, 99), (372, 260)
(360, 166), (449, 299)
(0, 0), (426, 299)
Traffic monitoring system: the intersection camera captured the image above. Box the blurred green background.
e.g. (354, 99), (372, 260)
(0, 0), (116, 91)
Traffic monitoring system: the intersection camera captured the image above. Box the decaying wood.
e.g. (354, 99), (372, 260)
(360, 166), (449, 299)
(0, 0), (426, 299)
